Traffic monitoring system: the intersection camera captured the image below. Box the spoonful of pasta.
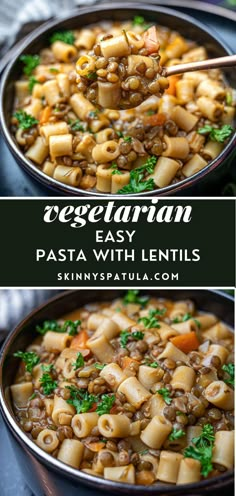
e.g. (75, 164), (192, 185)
(76, 26), (236, 110)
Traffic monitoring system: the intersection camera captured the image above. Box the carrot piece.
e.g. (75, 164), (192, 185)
(121, 356), (139, 369)
(143, 112), (166, 127)
(110, 405), (119, 414)
(84, 441), (106, 452)
(170, 331), (200, 353)
(39, 106), (51, 125)
(165, 75), (180, 96)
(88, 403), (98, 413)
(70, 330), (89, 350)
(143, 26), (160, 54)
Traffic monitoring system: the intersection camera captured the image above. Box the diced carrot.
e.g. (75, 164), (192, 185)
(110, 405), (119, 414)
(88, 403), (98, 413)
(37, 75), (47, 84)
(170, 331), (200, 353)
(70, 330), (89, 350)
(165, 75), (180, 96)
(39, 106), (51, 125)
(143, 26), (160, 54)
(143, 112), (166, 127)
(84, 441), (106, 452)
(121, 356), (139, 369)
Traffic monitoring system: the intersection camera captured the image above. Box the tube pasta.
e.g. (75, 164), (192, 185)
(204, 380), (234, 410)
(43, 331), (72, 352)
(86, 334), (115, 362)
(222, 106), (235, 125)
(25, 137), (49, 165)
(202, 140), (224, 161)
(162, 136), (189, 159)
(104, 465), (135, 484)
(196, 79), (225, 100)
(42, 160), (57, 177)
(52, 395), (75, 425)
(149, 393), (166, 418)
(195, 314), (218, 330)
(171, 319), (198, 334)
(111, 312), (136, 330)
(212, 431), (234, 469)
(57, 439), (84, 468)
(158, 322), (179, 341)
(111, 172), (130, 194)
(169, 301), (192, 320)
(100, 34), (130, 58)
(171, 106), (198, 132)
(24, 98), (42, 119)
(53, 165), (82, 187)
(51, 41), (77, 63)
(97, 81), (121, 109)
(40, 121), (69, 145)
(186, 426), (202, 445)
(171, 366), (196, 392)
(100, 363), (126, 390)
(43, 80), (62, 107)
(165, 35), (188, 59)
(117, 376), (151, 408)
(177, 458), (201, 484)
(70, 93), (95, 120)
(10, 382), (33, 407)
(36, 429), (59, 453)
(202, 344), (229, 366)
(203, 322), (232, 341)
(157, 451), (183, 483)
(49, 134), (72, 160)
(72, 413), (99, 438)
(75, 30), (96, 50)
(158, 342), (189, 363)
(94, 318), (120, 340)
(92, 141), (119, 163)
(15, 81), (30, 102)
(98, 414), (131, 438)
(87, 313), (105, 330)
(182, 154), (208, 177)
(138, 365), (164, 390)
(150, 157), (181, 188)
(175, 80), (194, 104)
(56, 74), (70, 98)
(197, 96), (223, 121)
(93, 164), (112, 193)
(140, 416), (172, 449)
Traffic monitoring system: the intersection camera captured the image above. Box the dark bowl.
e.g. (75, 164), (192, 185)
(0, 289), (234, 496)
(0, 2), (236, 197)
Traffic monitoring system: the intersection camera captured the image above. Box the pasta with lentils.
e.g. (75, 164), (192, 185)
(11, 291), (234, 486)
(11, 18), (235, 194)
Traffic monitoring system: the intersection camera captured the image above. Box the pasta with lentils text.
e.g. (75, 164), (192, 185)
(11, 291), (234, 486)
(11, 18), (235, 194)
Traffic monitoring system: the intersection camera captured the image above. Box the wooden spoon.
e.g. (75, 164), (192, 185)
(164, 54), (236, 77)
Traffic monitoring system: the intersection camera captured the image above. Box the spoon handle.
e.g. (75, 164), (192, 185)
(164, 54), (236, 77)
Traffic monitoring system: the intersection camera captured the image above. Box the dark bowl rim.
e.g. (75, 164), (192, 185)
(0, 288), (234, 493)
(0, 2), (236, 198)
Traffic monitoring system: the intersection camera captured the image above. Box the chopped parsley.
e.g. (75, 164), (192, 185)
(172, 313), (201, 328)
(184, 424), (215, 477)
(123, 136), (132, 143)
(96, 394), (115, 415)
(14, 110), (38, 130)
(69, 119), (85, 132)
(94, 363), (106, 370)
(146, 110), (156, 116)
(28, 76), (40, 93)
(116, 131), (124, 138)
(13, 351), (40, 373)
(198, 124), (234, 143)
(66, 385), (97, 413)
(222, 363), (234, 387)
(144, 359), (159, 368)
(41, 364), (55, 373)
(138, 308), (165, 329)
(36, 319), (81, 336)
(120, 329), (144, 348)
(85, 71), (98, 80)
(118, 156), (156, 194)
(111, 163), (122, 175)
(40, 373), (57, 395)
(29, 393), (36, 401)
(169, 428), (185, 441)
(49, 67), (59, 73)
(20, 54), (40, 76)
(88, 110), (99, 119)
(49, 31), (75, 45)
(157, 387), (172, 405)
(132, 16), (151, 30)
(73, 352), (84, 370)
(226, 92), (233, 105)
(123, 289), (149, 307)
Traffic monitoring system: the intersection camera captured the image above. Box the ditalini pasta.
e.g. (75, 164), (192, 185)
(11, 18), (235, 194)
(11, 291), (234, 486)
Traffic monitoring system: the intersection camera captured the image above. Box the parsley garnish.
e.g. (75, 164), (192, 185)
(40, 373), (57, 395)
(169, 428), (185, 441)
(20, 54), (40, 76)
(86, 71), (98, 80)
(95, 363), (106, 370)
(96, 394), (115, 415)
(49, 31), (75, 45)
(73, 352), (84, 370)
(41, 364), (55, 373)
(111, 163), (122, 175)
(172, 313), (201, 328)
(118, 156), (156, 194)
(36, 319), (81, 336)
(139, 308), (164, 329)
(132, 16), (151, 30)
(157, 388), (172, 405)
(184, 424), (215, 477)
(69, 119), (85, 132)
(146, 110), (155, 116)
(28, 76), (40, 93)
(29, 393), (36, 401)
(226, 92), (233, 105)
(49, 67), (59, 73)
(144, 359), (159, 368)
(222, 363), (234, 387)
(120, 329), (144, 348)
(123, 136), (132, 143)
(13, 351), (40, 373)
(116, 131), (124, 138)
(198, 124), (234, 143)
(66, 385), (97, 413)
(123, 289), (149, 307)
(88, 110), (99, 119)
(14, 110), (38, 130)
